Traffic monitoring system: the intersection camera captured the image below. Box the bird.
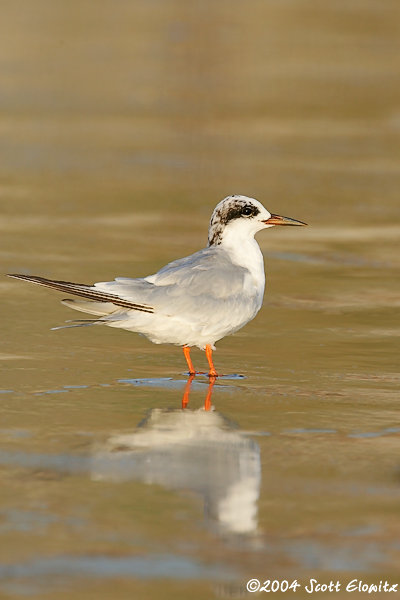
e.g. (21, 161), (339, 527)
(8, 195), (306, 376)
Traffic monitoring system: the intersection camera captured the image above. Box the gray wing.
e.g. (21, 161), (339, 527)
(95, 247), (254, 325)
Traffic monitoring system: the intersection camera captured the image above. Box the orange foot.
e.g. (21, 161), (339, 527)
(205, 344), (219, 378)
(182, 346), (196, 375)
(183, 344), (219, 377)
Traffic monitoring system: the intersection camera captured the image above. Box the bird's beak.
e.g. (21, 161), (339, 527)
(262, 214), (308, 226)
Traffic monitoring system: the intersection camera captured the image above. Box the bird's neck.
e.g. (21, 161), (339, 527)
(220, 231), (265, 289)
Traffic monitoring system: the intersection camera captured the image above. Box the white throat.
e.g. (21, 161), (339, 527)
(219, 226), (265, 296)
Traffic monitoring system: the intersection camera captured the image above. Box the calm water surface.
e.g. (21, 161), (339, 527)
(1, 1), (400, 598)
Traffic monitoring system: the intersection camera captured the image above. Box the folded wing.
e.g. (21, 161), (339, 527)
(93, 248), (257, 332)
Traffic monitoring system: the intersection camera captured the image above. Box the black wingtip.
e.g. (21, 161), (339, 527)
(6, 273), (154, 314)
(7, 274), (37, 282)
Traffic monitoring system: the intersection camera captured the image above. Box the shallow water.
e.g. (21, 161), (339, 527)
(1, 1), (400, 598)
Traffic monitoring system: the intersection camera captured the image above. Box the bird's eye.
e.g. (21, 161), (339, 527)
(242, 206), (253, 217)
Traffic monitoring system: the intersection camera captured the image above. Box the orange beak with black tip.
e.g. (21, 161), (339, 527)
(263, 214), (307, 226)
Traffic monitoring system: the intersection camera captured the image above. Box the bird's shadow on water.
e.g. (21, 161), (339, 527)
(101, 373), (261, 535)
(118, 373), (245, 411)
(1, 374), (262, 537)
(93, 408), (261, 536)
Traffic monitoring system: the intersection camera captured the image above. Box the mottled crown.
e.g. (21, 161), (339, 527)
(207, 195), (261, 246)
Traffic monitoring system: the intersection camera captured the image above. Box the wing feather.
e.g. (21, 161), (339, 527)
(7, 274), (154, 313)
(93, 247), (257, 328)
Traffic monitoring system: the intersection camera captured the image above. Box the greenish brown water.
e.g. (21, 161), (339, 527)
(1, 1), (400, 598)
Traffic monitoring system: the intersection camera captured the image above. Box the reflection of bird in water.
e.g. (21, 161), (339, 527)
(182, 373), (215, 410)
(92, 403), (261, 535)
(8, 195), (306, 376)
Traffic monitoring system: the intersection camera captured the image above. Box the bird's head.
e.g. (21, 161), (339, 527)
(207, 195), (307, 247)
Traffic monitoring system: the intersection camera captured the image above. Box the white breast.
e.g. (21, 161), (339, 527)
(220, 233), (265, 308)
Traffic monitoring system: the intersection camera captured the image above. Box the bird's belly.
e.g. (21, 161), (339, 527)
(105, 293), (261, 349)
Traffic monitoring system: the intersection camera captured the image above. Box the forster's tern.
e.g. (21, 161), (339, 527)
(8, 195), (306, 376)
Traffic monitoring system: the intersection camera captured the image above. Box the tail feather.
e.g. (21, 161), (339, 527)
(8, 274), (154, 314)
(61, 298), (119, 316)
(51, 320), (106, 330)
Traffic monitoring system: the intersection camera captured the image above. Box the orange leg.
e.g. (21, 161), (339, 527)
(182, 373), (195, 409)
(204, 376), (216, 411)
(205, 344), (218, 377)
(183, 346), (196, 375)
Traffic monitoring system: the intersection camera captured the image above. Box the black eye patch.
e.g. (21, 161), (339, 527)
(222, 203), (259, 223)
